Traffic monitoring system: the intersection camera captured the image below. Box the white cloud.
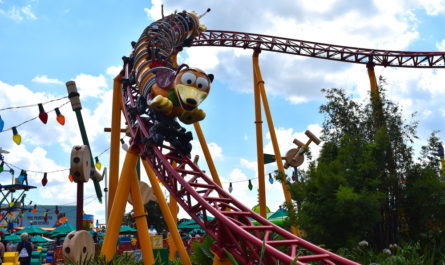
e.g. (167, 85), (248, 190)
(436, 39), (445, 50)
(286, 96), (308, 105)
(191, 140), (224, 168)
(21, 4), (37, 20)
(0, 4), (37, 21)
(228, 168), (249, 181)
(240, 158), (256, 171)
(73, 74), (107, 99)
(106, 66), (122, 77)
(32, 75), (63, 85)
(144, 0), (163, 20)
(418, 0), (445, 15)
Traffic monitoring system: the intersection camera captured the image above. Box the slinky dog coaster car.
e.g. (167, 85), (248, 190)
(125, 10), (214, 154)
(146, 64), (214, 124)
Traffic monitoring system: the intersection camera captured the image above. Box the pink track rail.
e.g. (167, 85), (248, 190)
(120, 63), (360, 265)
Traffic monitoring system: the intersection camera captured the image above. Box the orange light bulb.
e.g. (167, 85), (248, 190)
(55, 108), (65, 125)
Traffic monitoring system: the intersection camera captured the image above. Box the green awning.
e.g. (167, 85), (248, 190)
(17, 225), (47, 235)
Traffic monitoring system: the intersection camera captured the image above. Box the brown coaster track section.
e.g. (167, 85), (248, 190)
(192, 30), (445, 68)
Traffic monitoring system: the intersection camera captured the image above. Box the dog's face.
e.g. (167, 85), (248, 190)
(174, 67), (214, 111)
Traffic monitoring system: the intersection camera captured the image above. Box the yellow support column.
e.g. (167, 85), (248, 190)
(101, 148), (154, 263)
(252, 58), (267, 218)
(168, 161), (179, 260)
(193, 122), (223, 187)
(168, 194), (178, 259)
(108, 74), (123, 220)
(142, 160), (192, 265)
(129, 163), (155, 265)
(253, 51), (299, 236)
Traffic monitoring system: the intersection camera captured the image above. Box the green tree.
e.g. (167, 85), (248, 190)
(402, 132), (445, 241)
(291, 82), (418, 249)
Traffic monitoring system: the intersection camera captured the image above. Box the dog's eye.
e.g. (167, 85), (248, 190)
(181, 72), (196, 85)
(196, 77), (209, 90)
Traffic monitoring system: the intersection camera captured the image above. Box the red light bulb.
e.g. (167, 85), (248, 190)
(38, 103), (48, 124)
(42, 172), (48, 186)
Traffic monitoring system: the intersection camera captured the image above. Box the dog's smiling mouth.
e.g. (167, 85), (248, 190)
(177, 92), (196, 111)
(175, 84), (208, 111)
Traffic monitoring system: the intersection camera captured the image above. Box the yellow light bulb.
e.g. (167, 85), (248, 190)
(95, 156), (102, 170)
(12, 126), (21, 145)
(13, 134), (21, 145)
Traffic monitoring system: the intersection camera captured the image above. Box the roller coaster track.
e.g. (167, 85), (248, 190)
(192, 30), (445, 68)
(121, 64), (359, 264)
(118, 11), (445, 262)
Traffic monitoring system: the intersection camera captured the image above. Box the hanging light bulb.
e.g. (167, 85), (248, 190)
(292, 168), (298, 182)
(95, 156), (102, 170)
(18, 170), (26, 183)
(268, 173), (274, 184)
(120, 138), (129, 151)
(55, 206), (59, 215)
(12, 127), (21, 145)
(0, 161), (4, 173)
(228, 182), (233, 193)
(42, 172), (48, 186)
(248, 179), (253, 191)
(55, 108), (65, 125)
(68, 174), (74, 182)
(38, 103), (48, 124)
(0, 115), (4, 132)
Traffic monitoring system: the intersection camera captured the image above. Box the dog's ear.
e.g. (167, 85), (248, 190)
(208, 74), (214, 83)
(155, 68), (176, 89)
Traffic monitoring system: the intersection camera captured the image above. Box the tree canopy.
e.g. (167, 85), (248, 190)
(290, 81), (445, 251)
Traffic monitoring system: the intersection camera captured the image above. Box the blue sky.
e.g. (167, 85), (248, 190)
(1, 0), (445, 225)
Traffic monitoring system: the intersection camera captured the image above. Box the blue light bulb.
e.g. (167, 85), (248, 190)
(0, 115), (4, 132)
(18, 175), (25, 183)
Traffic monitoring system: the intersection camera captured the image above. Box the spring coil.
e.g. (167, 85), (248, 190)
(131, 11), (200, 96)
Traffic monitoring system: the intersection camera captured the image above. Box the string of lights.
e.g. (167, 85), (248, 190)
(0, 96), (68, 111)
(2, 161), (69, 174)
(0, 101), (70, 133)
(0, 142), (114, 187)
(222, 170), (299, 193)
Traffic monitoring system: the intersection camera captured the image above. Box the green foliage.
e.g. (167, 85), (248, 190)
(338, 241), (445, 265)
(64, 253), (143, 265)
(191, 235), (214, 265)
(169, 258), (184, 265)
(290, 85), (445, 252)
(223, 248), (239, 265)
(402, 163), (445, 240)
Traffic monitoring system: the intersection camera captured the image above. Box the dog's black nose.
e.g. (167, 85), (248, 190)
(186, 98), (197, 105)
